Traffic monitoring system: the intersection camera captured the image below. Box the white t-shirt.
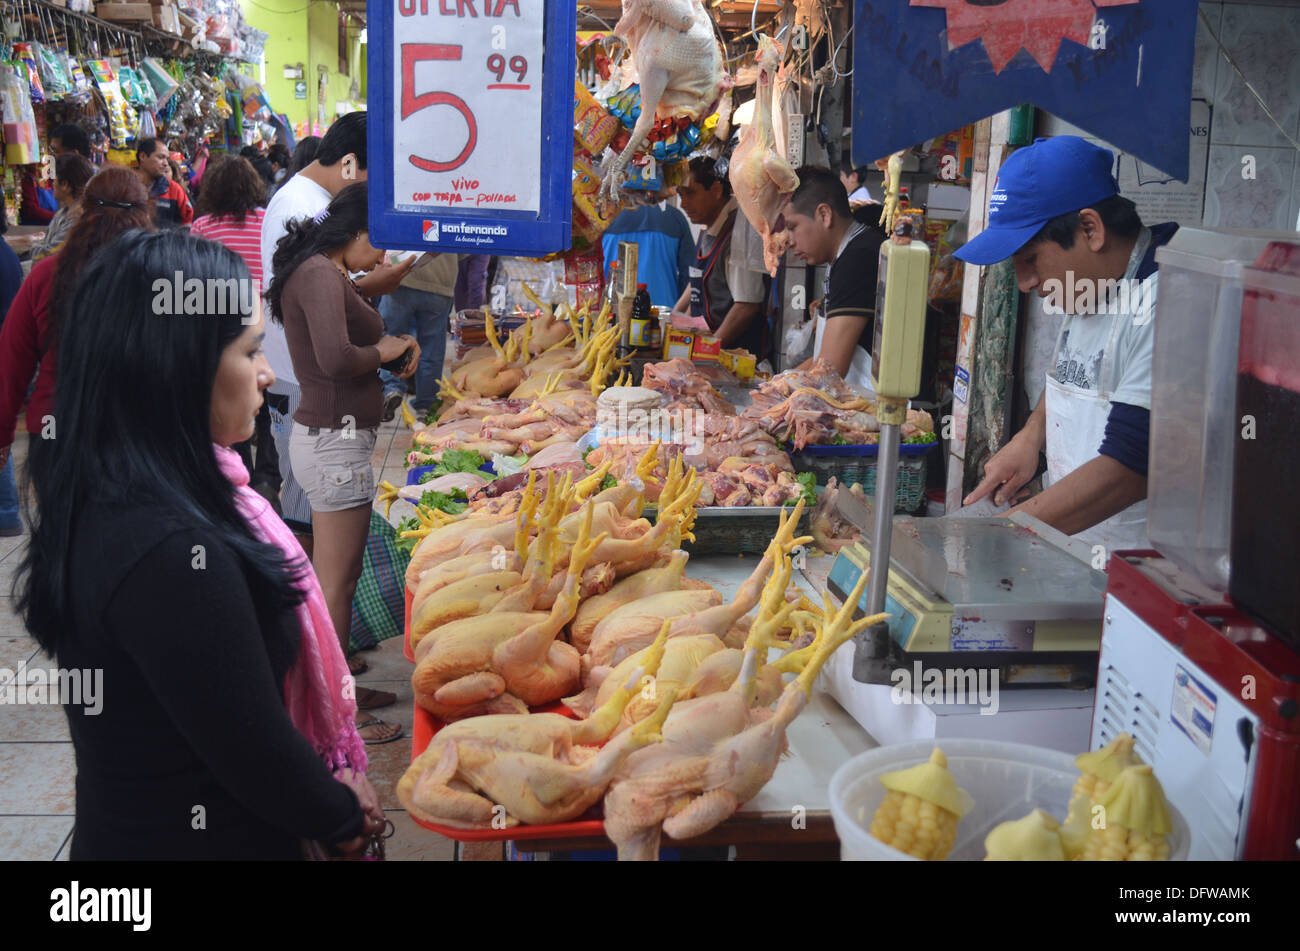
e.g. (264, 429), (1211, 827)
(725, 208), (768, 304)
(1050, 271), (1157, 410)
(260, 174), (332, 384)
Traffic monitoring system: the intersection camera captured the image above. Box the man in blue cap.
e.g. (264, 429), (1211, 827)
(957, 136), (1178, 551)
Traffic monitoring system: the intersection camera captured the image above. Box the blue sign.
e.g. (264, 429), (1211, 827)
(852, 0), (1198, 181)
(367, 0), (575, 255)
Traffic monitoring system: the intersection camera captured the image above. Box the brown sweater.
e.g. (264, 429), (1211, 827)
(281, 255), (384, 429)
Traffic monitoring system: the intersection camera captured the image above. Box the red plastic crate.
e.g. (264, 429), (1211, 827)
(405, 701), (607, 841)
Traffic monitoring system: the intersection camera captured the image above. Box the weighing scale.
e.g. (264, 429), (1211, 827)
(815, 217), (1104, 751)
(829, 511), (1105, 687)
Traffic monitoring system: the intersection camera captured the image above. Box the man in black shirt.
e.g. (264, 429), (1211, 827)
(783, 166), (884, 389)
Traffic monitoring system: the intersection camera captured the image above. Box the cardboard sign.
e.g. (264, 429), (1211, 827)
(367, 0), (574, 255)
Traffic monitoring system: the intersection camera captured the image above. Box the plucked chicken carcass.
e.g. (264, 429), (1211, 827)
(409, 481), (559, 650)
(599, 0), (726, 207)
(412, 501), (606, 719)
(398, 639), (678, 828)
(582, 499), (811, 669)
(728, 34), (799, 276)
(602, 567), (887, 860)
(569, 549), (712, 654)
(568, 555), (808, 724)
(640, 359), (736, 415)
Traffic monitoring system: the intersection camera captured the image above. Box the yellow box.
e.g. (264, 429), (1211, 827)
(663, 328), (694, 360)
(725, 349), (756, 379)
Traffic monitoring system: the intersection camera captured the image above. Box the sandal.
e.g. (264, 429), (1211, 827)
(347, 654), (369, 676)
(356, 687), (396, 710)
(357, 716), (405, 745)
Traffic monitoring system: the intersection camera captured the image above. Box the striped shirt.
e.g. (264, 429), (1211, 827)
(191, 209), (266, 293)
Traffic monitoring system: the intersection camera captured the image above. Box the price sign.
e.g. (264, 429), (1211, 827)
(367, 0), (574, 255)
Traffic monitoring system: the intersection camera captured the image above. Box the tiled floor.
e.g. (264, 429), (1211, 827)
(0, 412), (467, 861)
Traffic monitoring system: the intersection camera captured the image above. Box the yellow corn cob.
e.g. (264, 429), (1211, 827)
(868, 748), (974, 860)
(984, 809), (1066, 861)
(1080, 765), (1172, 861)
(1063, 733), (1142, 858)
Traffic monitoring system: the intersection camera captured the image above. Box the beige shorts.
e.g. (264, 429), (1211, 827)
(288, 422), (378, 513)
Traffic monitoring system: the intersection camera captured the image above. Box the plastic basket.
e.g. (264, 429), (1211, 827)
(791, 453), (928, 512)
(828, 738), (1191, 861)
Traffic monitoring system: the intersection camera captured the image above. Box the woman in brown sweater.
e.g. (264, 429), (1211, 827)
(266, 183), (418, 743)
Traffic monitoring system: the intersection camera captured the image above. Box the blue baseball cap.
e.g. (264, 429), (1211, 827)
(954, 136), (1119, 265)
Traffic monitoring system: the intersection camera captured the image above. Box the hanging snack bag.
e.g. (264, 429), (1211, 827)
(574, 80), (618, 156)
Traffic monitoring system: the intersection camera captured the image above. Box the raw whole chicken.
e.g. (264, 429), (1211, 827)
(568, 556), (808, 724)
(412, 502), (606, 719)
(582, 499), (811, 669)
(602, 567), (887, 859)
(569, 549), (691, 654)
(728, 35), (800, 276)
(398, 627), (678, 829)
(599, 0), (726, 207)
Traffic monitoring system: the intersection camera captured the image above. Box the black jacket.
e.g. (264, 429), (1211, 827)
(61, 503), (362, 860)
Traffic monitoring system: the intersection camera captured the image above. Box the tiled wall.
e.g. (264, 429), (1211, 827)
(1041, 1), (1300, 231)
(1023, 1), (1300, 409)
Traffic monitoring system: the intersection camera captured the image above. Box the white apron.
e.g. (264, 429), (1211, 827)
(1042, 231), (1151, 553)
(815, 223), (876, 396)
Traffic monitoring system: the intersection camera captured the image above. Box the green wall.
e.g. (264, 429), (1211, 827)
(238, 0), (365, 132)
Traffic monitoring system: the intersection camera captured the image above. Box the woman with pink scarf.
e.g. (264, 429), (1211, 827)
(16, 230), (383, 859)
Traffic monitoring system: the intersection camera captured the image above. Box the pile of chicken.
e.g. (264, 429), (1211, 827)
(587, 422), (804, 507)
(402, 300), (626, 477)
(396, 460), (887, 857)
(742, 360), (936, 449)
(395, 478), (883, 857)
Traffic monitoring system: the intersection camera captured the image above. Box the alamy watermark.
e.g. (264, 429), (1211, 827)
(1041, 272), (1155, 323)
(0, 663), (103, 714)
(595, 403), (707, 455)
(151, 272), (261, 324)
(890, 662), (1000, 716)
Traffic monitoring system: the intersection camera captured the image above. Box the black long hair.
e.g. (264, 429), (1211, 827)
(17, 230), (308, 656)
(265, 181), (368, 324)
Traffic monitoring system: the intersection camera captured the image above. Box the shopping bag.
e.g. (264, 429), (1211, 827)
(348, 509), (411, 651)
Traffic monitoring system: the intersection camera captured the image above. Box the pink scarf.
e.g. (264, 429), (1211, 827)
(213, 443), (368, 773)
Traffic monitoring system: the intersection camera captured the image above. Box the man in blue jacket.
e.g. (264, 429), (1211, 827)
(601, 193), (694, 310)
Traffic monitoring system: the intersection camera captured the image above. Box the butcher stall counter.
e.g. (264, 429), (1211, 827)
(511, 553), (878, 860)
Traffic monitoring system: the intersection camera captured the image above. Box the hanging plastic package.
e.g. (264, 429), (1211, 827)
(88, 60), (135, 149)
(141, 58), (178, 108)
(137, 109), (156, 140)
(12, 43), (46, 104)
(0, 65), (41, 165)
(64, 55), (92, 103)
(33, 43), (70, 99)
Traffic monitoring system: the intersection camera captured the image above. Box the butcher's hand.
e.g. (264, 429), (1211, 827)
(355, 256), (416, 299)
(964, 430), (1041, 508)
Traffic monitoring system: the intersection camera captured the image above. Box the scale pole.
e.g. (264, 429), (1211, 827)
(854, 396), (907, 683)
(866, 417), (900, 616)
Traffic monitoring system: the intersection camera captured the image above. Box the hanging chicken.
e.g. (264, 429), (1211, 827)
(728, 34), (800, 276)
(598, 0), (727, 208)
